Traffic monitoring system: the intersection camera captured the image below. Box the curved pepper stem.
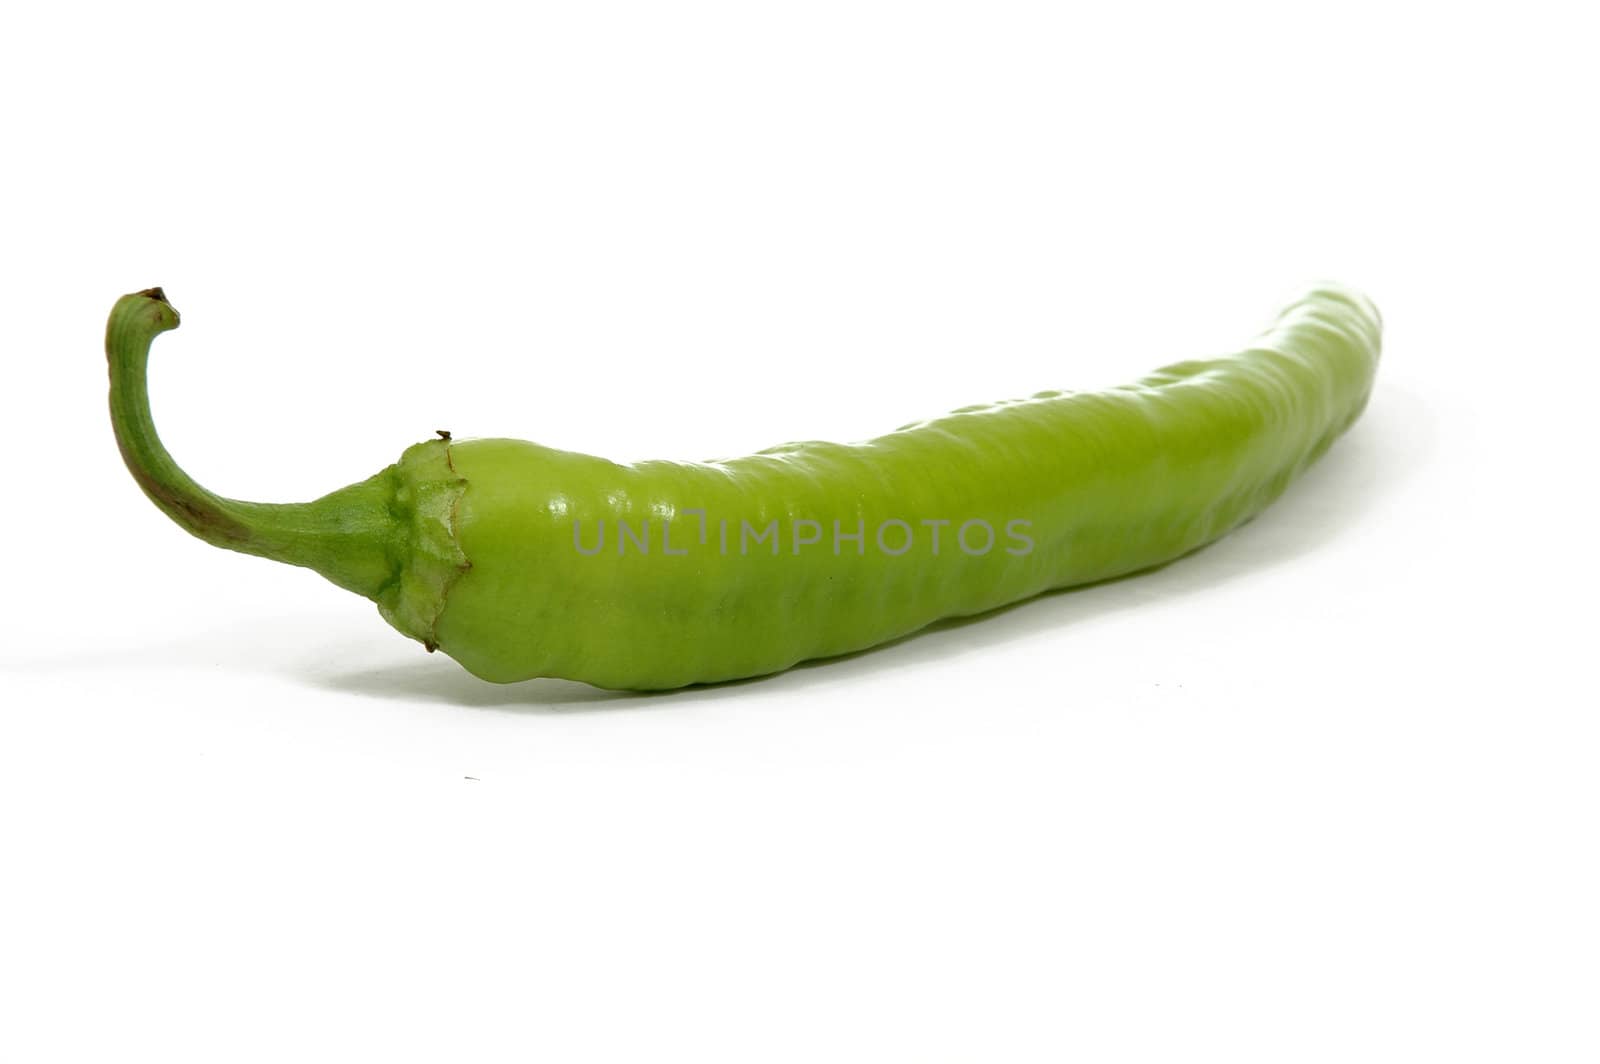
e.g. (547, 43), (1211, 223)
(106, 287), (401, 600)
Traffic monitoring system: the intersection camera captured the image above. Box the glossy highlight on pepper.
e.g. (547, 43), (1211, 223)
(106, 285), (1382, 690)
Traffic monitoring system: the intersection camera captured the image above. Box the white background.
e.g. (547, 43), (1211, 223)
(3, 2), (1596, 1060)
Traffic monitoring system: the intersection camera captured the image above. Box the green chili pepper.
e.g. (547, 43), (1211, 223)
(106, 285), (1381, 690)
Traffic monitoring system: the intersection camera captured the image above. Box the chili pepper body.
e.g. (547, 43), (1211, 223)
(107, 285), (1381, 690)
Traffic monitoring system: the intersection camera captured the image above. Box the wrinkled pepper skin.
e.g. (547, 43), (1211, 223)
(106, 285), (1381, 690)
